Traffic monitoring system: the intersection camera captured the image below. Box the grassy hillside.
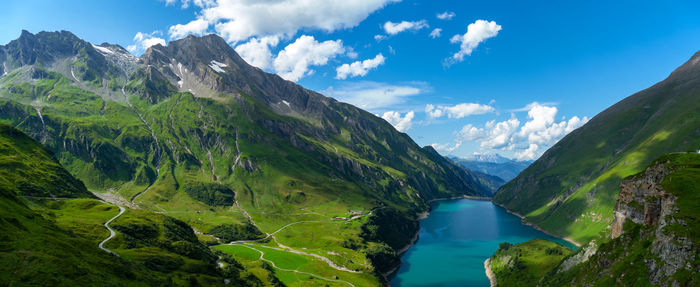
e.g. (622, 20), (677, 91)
(541, 153), (699, 286)
(0, 30), (492, 284)
(0, 123), (92, 198)
(0, 123), (259, 286)
(487, 239), (573, 287)
(494, 51), (700, 244)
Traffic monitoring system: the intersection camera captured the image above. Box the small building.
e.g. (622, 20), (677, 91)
(333, 217), (347, 220)
(349, 210), (364, 214)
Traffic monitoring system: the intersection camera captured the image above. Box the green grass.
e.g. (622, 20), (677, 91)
(0, 123), (92, 198)
(489, 239), (573, 287)
(540, 153), (700, 286)
(495, 65), (700, 244)
(215, 243), (380, 286)
(0, 32), (494, 286)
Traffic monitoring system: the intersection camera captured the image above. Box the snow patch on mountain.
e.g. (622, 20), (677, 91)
(92, 44), (114, 55)
(209, 60), (227, 73)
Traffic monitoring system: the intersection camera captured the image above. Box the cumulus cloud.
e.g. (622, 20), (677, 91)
(127, 31), (166, 55)
(381, 111), (415, 132)
(448, 20), (501, 64)
(323, 81), (425, 110)
(514, 143), (538, 161)
(383, 20), (429, 35)
(429, 28), (442, 38)
(234, 36), (280, 69)
(425, 103), (495, 119)
(168, 18), (209, 39)
(448, 102), (588, 160)
(336, 54), (385, 80)
(374, 34), (387, 42)
(272, 35), (344, 82)
(436, 11), (456, 20)
(430, 142), (462, 153)
(168, 0), (398, 43)
(516, 103), (588, 147)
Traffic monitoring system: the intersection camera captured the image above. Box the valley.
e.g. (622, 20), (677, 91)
(0, 28), (697, 287)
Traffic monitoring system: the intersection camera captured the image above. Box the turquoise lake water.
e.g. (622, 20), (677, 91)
(390, 198), (576, 287)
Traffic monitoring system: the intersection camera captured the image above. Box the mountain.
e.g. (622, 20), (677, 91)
(450, 155), (532, 182)
(493, 51), (700, 244)
(0, 123), (259, 286)
(0, 122), (92, 198)
(0, 30), (490, 285)
(464, 153), (512, 164)
(488, 153), (699, 287)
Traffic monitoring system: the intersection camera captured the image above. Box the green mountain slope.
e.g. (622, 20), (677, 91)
(486, 239), (573, 287)
(0, 123), (92, 198)
(0, 124), (259, 286)
(542, 153), (699, 287)
(0, 30), (490, 284)
(491, 153), (699, 287)
(494, 51), (700, 244)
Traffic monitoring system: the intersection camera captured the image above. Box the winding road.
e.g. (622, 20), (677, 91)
(98, 206), (125, 256)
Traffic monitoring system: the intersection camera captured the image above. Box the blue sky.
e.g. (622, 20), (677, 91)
(3, 0), (700, 160)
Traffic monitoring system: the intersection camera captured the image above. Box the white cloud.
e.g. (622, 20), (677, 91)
(479, 117), (521, 149)
(168, 18), (209, 39)
(425, 104), (444, 118)
(516, 103), (588, 147)
(336, 54), (385, 80)
(429, 28), (442, 38)
(170, 0), (399, 43)
(272, 35), (345, 82)
(323, 81), (425, 110)
(374, 34), (387, 42)
(383, 20), (429, 35)
(127, 31), (166, 55)
(436, 11), (456, 20)
(515, 144), (539, 161)
(457, 124), (485, 141)
(448, 102), (588, 160)
(448, 20), (501, 64)
(177, 0), (216, 9)
(430, 142), (461, 153)
(234, 35), (280, 69)
(381, 111), (415, 132)
(425, 103), (495, 119)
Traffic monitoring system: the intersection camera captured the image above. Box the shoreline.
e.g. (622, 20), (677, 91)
(385, 195), (581, 284)
(492, 201), (581, 248)
(484, 258), (496, 287)
(427, 194), (492, 203)
(384, 194), (492, 281)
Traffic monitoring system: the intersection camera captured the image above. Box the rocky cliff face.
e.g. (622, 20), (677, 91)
(610, 162), (674, 239)
(609, 157), (695, 285)
(541, 153), (699, 287)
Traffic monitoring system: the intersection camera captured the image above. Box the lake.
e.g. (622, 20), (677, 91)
(390, 198), (576, 287)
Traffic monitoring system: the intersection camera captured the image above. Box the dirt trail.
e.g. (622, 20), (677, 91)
(239, 244), (355, 287)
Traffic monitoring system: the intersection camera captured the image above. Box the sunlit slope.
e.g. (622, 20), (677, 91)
(494, 51), (700, 244)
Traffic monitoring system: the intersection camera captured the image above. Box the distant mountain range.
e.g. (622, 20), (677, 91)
(450, 155), (533, 182)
